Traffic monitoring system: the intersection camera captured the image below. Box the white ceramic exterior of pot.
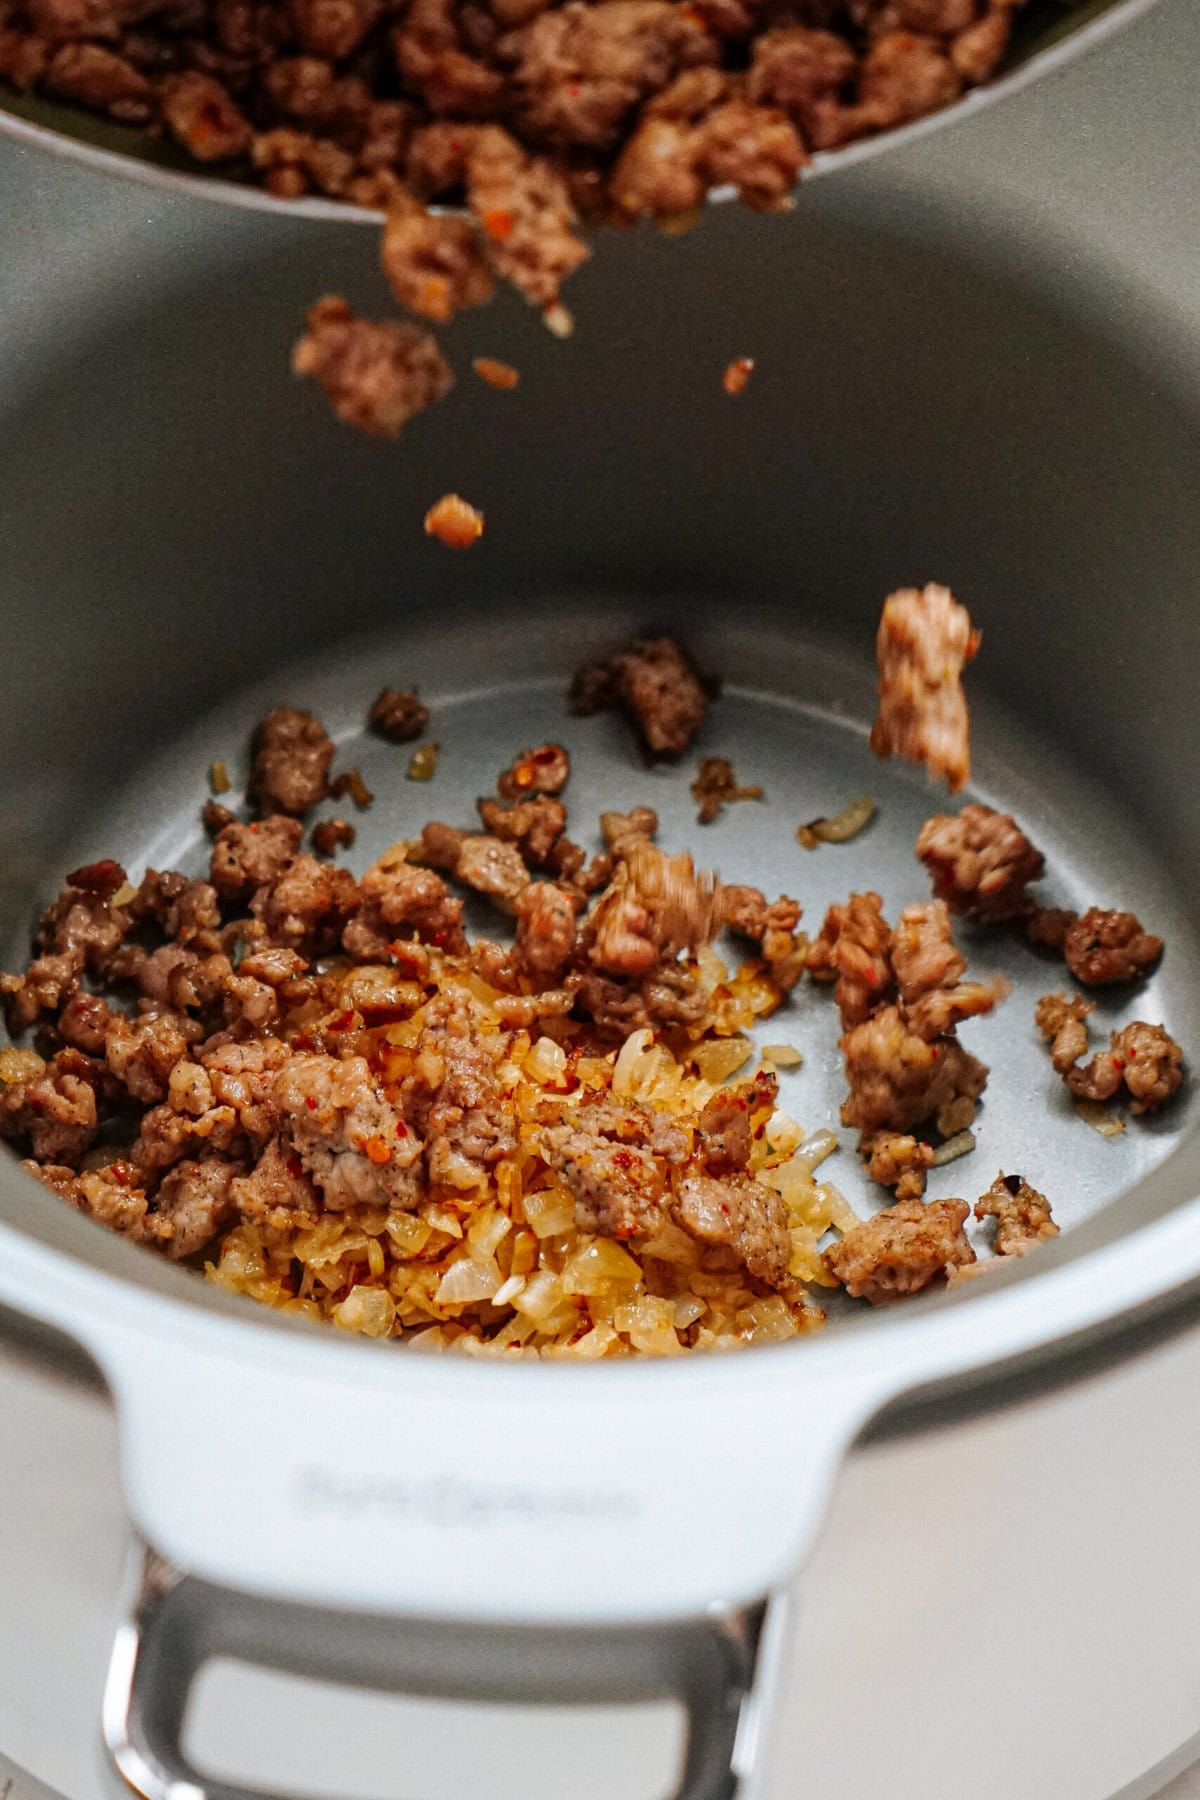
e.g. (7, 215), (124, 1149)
(2, 1330), (1198, 1800)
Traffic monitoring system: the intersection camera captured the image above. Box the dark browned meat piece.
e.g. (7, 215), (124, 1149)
(672, 1170), (794, 1292)
(840, 1004), (987, 1135)
(44, 41), (151, 115)
(1025, 905), (1078, 952)
(104, 1006), (199, 1104)
(250, 852), (359, 953)
(292, 296), (454, 438)
(571, 634), (715, 757)
(477, 795), (566, 867)
(497, 742), (571, 799)
(412, 823), (531, 905)
(975, 1171), (1057, 1257)
(860, 1130), (934, 1200)
(153, 1157), (241, 1258)
(1, 948), (84, 1032)
(210, 814), (304, 900)
(0, 1049), (108, 1164)
(869, 583), (979, 791)
(508, 0), (715, 153)
(202, 798), (237, 837)
(129, 870), (221, 944)
(311, 817), (357, 856)
(369, 686), (430, 743)
(916, 803), (1045, 921)
(569, 963), (707, 1035)
(343, 845), (466, 958)
(34, 877), (130, 975)
(160, 71), (252, 160)
(1063, 907), (1163, 986)
(747, 25), (856, 141)
(696, 1070), (777, 1176)
(289, 0), (378, 59)
(381, 191), (494, 322)
(824, 1196), (975, 1303)
(611, 70), (805, 218)
(250, 707), (334, 817)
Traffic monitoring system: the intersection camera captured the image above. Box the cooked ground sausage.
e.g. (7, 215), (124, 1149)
(369, 687), (431, 742)
(250, 706), (334, 817)
(916, 802), (1045, 920)
(571, 635), (715, 757)
(1063, 907), (1163, 986)
(870, 583), (979, 790)
(824, 1196), (975, 1303)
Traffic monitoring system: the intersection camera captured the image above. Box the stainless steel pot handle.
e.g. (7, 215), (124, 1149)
(104, 1542), (782, 1800)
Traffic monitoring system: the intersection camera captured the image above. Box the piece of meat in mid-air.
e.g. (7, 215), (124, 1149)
(869, 583), (979, 791)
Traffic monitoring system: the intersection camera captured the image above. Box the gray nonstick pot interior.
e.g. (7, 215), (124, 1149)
(2, 166), (1198, 1324)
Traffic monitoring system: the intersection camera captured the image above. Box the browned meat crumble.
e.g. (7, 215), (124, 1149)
(1035, 992), (1184, 1117)
(812, 892), (1006, 1195)
(974, 1170), (1057, 1256)
(823, 1196), (975, 1303)
(250, 706), (335, 817)
(1062, 907), (1163, 987)
(870, 583), (979, 791)
(916, 802), (1044, 920)
(369, 687), (430, 742)
(571, 634), (715, 757)
(291, 296), (454, 438)
(690, 756), (763, 825)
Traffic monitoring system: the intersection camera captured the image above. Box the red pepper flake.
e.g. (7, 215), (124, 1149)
(615, 1223), (637, 1240)
(930, 1046), (940, 1061)
(481, 207), (513, 242)
(293, 1030), (316, 1052)
(1112, 1055), (1125, 1070)
(561, 1072), (580, 1094)
(753, 1124), (765, 1139)
(286, 1154), (304, 1179)
(611, 1150), (636, 1169)
(472, 356), (520, 391)
(66, 858), (127, 899)
(722, 356), (755, 397)
(394, 1120), (409, 1139)
(327, 1009), (357, 1033)
(305, 1095), (317, 1110)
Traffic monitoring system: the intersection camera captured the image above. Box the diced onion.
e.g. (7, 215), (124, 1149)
(796, 796), (876, 850)
(523, 1186), (576, 1239)
(760, 1043), (802, 1068)
(526, 1036), (568, 1084)
(690, 1035), (752, 1084)
(561, 1237), (641, 1296)
(333, 1286), (396, 1337)
(435, 1256), (502, 1305)
(1075, 1099), (1126, 1137)
(931, 1128), (977, 1167)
